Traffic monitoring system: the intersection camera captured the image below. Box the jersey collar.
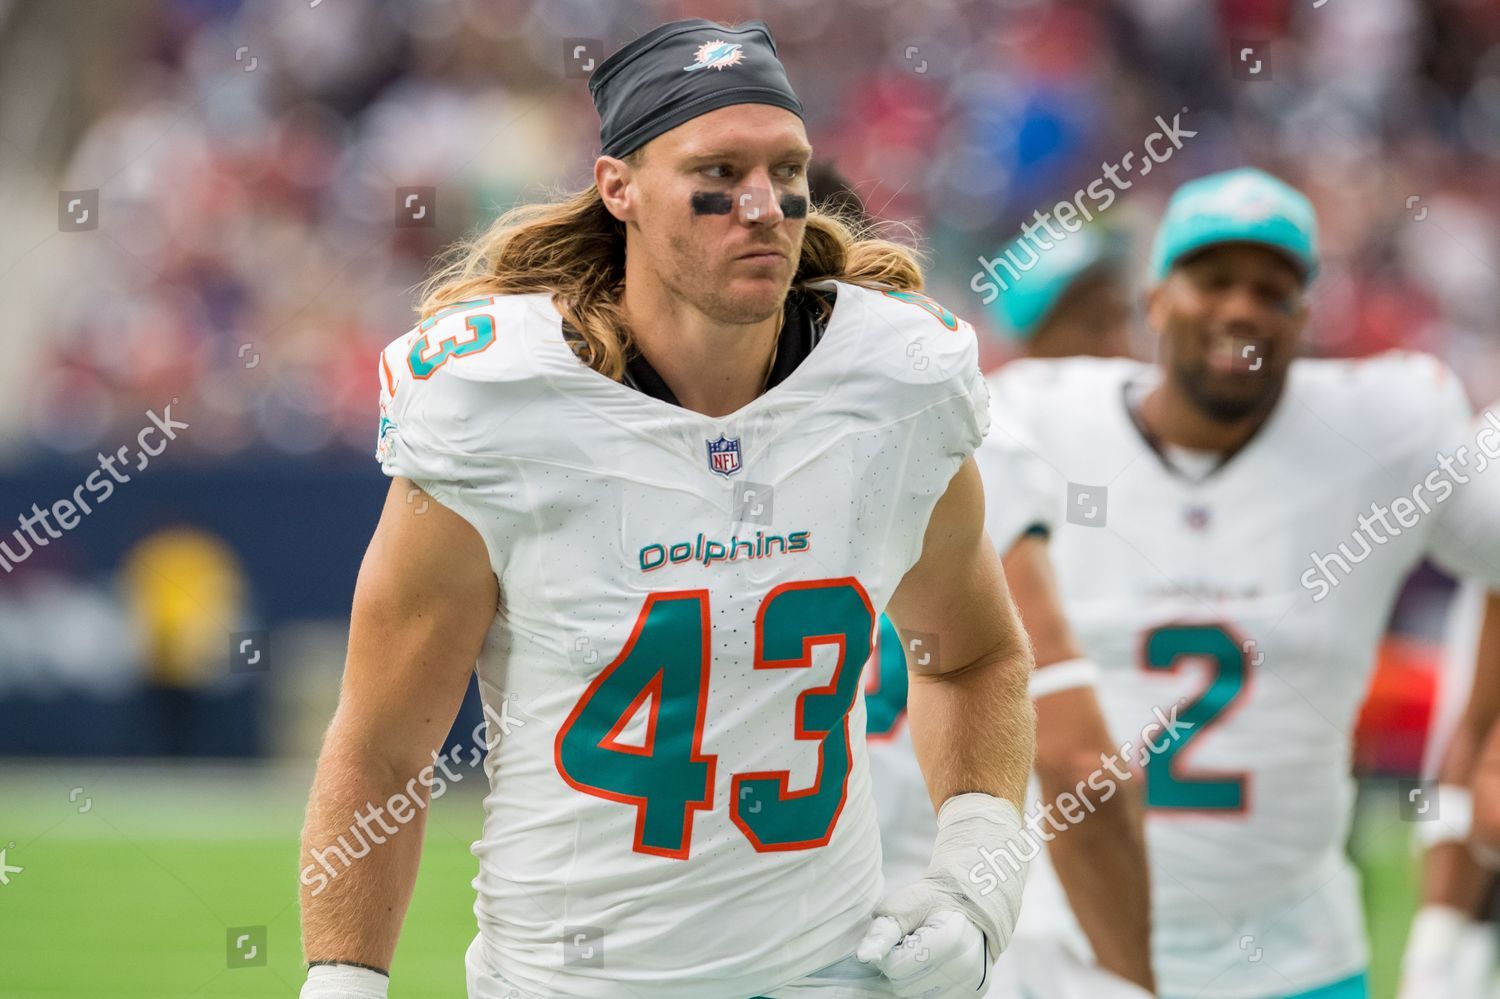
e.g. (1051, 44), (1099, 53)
(558, 285), (836, 407)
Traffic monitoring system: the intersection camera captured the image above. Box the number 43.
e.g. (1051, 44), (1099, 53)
(555, 578), (874, 859)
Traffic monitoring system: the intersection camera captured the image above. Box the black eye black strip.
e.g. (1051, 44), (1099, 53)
(690, 192), (810, 218)
(690, 192), (734, 215)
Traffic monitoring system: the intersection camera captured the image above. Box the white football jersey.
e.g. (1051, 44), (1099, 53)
(984, 353), (1500, 998)
(376, 280), (989, 999)
(865, 419), (1060, 892)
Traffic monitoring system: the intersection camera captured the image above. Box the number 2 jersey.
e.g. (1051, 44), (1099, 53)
(987, 353), (1500, 999)
(375, 280), (989, 999)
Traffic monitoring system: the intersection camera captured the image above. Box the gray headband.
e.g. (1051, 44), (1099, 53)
(589, 19), (804, 159)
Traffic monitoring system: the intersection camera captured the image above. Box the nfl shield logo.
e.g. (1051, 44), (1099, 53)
(706, 433), (742, 477)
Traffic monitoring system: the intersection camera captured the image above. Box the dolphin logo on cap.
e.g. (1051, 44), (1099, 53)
(1216, 175), (1289, 222)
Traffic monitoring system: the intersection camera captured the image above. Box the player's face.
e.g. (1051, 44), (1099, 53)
(1028, 272), (1132, 359)
(1147, 243), (1308, 422)
(627, 105), (812, 324)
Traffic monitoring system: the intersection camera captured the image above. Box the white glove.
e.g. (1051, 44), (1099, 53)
(1398, 905), (1496, 999)
(858, 909), (986, 996)
(300, 963), (391, 998)
(857, 793), (1031, 996)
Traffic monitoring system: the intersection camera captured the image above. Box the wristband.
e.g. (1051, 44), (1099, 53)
(1414, 783), (1472, 847)
(1029, 657), (1101, 699)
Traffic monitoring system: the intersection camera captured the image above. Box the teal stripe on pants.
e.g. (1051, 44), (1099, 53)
(1288, 972), (1368, 999)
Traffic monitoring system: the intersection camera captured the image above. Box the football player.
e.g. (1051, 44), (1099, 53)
(985, 166), (1500, 999)
(982, 225), (1133, 361)
(298, 18), (1037, 999)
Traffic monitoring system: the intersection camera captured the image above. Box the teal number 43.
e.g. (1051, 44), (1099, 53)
(555, 578), (874, 858)
(407, 298), (498, 379)
(1140, 623), (1250, 813)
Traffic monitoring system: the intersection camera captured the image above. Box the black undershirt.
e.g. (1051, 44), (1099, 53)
(561, 286), (835, 406)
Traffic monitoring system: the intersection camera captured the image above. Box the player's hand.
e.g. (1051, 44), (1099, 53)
(856, 793), (1031, 996)
(856, 908), (986, 996)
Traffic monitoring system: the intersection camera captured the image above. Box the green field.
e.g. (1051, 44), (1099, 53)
(0, 763), (1421, 998)
(0, 763), (482, 998)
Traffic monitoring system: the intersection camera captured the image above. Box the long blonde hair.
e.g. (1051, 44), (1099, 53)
(415, 181), (926, 381)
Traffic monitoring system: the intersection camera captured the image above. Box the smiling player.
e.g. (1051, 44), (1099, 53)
(299, 19), (1037, 999)
(986, 167), (1500, 999)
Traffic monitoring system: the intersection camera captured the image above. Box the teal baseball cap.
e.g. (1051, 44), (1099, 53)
(986, 226), (1119, 341)
(1149, 167), (1319, 283)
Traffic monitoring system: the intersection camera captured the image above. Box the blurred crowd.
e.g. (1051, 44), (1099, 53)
(7, 0), (1500, 458)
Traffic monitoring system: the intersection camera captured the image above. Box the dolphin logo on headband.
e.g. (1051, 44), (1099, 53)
(685, 40), (745, 72)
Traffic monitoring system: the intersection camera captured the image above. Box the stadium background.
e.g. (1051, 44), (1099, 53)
(1, 0), (1498, 995)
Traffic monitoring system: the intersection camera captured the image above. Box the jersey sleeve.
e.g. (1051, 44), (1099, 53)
(373, 308), (527, 579)
(1429, 396), (1500, 586)
(859, 285), (991, 459)
(953, 333), (992, 461)
(852, 285), (993, 579)
(905, 294), (991, 462)
(376, 330), (481, 521)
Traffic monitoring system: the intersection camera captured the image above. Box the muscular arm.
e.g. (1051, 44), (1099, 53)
(1461, 594), (1500, 854)
(299, 479), (498, 972)
(1475, 722), (1500, 855)
(886, 457), (1035, 814)
(1005, 533), (1154, 992)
